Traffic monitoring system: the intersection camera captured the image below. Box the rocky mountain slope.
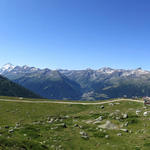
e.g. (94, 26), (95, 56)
(0, 74), (41, 98)
(1, 63), (150, 100)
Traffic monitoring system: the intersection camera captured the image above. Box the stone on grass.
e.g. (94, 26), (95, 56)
(122, 114), (128, 119)
(8, 129), (14, 133)
(95, 116), (103, 121)
(79, 125), (83, 129)
(136, 110), (141, 115)
(5, 126), (9, 129)
(15, 123), (21, 128)
(80, 131), (89, 139)
(115, 103), (120, 105)
(129, 130), (132, 133)
(116, 116), (121, 120)
(117, 133), (122, 136)
(124, 122), (128, 127)
(74, 124), (79, 127)
(58, 123), (67, 128)
(143, 112), (149, 117)
(120, 129), (128, 132)
(109, 103), (114, 106)
(47, 118), (54, 124)
(100, 105), (104, 109)
(98, 120), (119, 130)
(93, 116), (103, 124)
(105, 135), (109, 139)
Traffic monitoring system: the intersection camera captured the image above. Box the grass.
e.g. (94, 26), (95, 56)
(0, 97), (149, 149)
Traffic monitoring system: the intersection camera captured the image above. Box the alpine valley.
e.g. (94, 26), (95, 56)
(1, 63), (150, 100)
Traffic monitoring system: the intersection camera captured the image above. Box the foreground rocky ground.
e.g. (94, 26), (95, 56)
(0, 98), (150, 150)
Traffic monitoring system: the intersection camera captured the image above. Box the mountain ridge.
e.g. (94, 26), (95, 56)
(0, 74), (41, 98)
(1, 63), (150, 100)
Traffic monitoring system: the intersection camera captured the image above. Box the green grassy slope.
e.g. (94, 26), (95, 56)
(0, 98), (150, 150)
(0, 75), (41, 99)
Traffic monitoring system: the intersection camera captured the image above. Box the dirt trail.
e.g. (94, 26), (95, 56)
(0, 98), (143, 105)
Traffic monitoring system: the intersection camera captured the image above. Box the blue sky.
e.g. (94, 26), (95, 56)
(0, 0), (150, 70)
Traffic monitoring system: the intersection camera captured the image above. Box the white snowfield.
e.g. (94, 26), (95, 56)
(0, 98), (144, 105)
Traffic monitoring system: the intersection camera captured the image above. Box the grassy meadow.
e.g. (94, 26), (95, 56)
(0, 97), (149, 150)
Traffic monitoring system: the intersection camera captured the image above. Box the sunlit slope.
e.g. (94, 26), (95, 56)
(0, 75), (41, 98)
(0, 98), (150, 150)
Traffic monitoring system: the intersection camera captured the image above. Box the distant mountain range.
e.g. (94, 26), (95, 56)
(1, 63), (150, 100)
(0, 74), (41, 98)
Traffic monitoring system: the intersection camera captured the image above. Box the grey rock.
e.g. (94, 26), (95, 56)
(47, 118), (54, 124)
(80, 131), (89, 139)
(136, 110), (141, 115)
(109, 103), (114, 106)
(98, 120), (119, 130)
(117, 133), (122, 136)
(143, 112), (149, 116)
(129, 130), (132, 133)
(122, 114), (128, 119)
(116, 116), (121, 120)
(105, 135), (109, 139)
(79, 125), (83, 129)
(95, 116), (103, 121)
(124, 122), (128, 127)
(115, 103), (120, 105)
(100, 105), (104, 109)
(120, 129), (128, 132)
(61, 123), (67, 128)
(74, 124), (79, 127)
(5, 126), (9, 129)
(8, 129), (14, 133)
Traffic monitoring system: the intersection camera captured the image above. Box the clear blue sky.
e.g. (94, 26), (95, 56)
(0, 0), (150, 70)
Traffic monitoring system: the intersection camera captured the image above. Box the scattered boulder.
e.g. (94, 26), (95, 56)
(115, 110), (120, 112)
(143, 112), (148, 116)
(105, 135), (109, 139)
(120, 129), (128, 132)
(5, 126), (9, 129)
(124, 122), (128, 127)
(62, 123), (67, 128)
(100, 105), (104, 109)
(129, 130), (132, 133)
(109, 103), (114, 106)
(136, 110), (141, 115)
(143, 112), (150, 117)
(79, 126), (83, 129)
(117, 133), (122, 136)
(57, 123), (67, 128)
(115, 103), (120, 105)
(93, 116), (103, 124)
(98, 120), (119, 130)
(47, 118), (54, 124)
(8, 129), (14, 133)
(109, 113), (114, 118)
(115, 116), (121, 120)
(15, 123), (21, 128)
(95, 116), (103, 121)
(85, 120), (93, 124)
(74, 124), (79, 127)
(64, 115), (70, 119)
(122, 114), (128, 119)
(80, 131), (89, 139)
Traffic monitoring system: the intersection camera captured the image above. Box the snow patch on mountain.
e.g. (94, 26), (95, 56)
(0, 63), (15, 74)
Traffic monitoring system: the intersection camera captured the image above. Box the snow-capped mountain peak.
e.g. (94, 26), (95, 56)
(98, 67), (115, 74)
(1, 63), (15, 71)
